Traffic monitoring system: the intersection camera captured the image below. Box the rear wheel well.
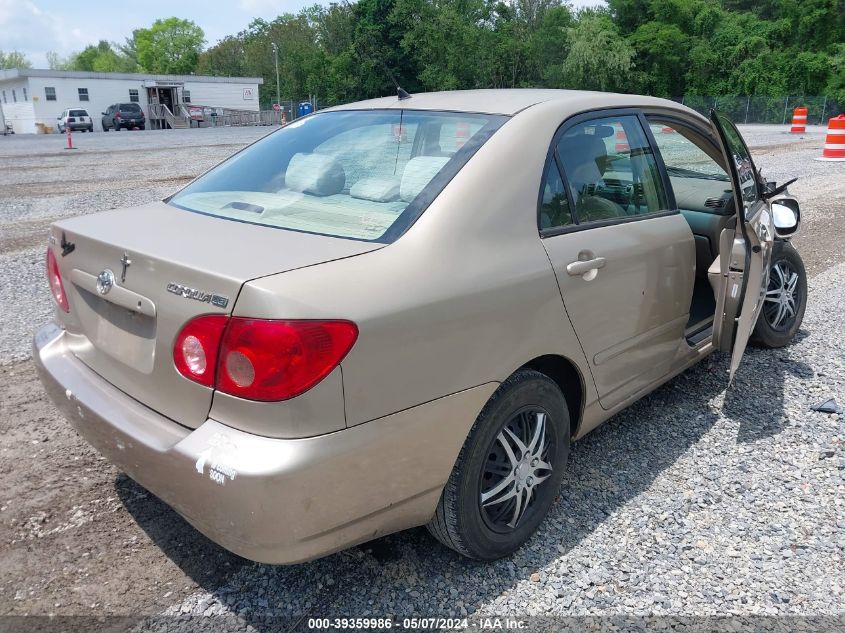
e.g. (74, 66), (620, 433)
(521, 355), (584, 438)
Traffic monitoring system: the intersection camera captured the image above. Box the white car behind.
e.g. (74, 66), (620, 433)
(57, 108), (94, 133)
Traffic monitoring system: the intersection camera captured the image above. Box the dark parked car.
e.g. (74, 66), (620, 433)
(102, 103), (146, 131)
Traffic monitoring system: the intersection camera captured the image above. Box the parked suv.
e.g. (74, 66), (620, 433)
(102, 103), (146, 131)
(57, 108), (93, 133)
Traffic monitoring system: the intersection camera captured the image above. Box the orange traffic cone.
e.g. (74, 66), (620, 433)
(790, 106), (807, 134)
(64, 125), (76, 150)
(815, 114), (845, 161)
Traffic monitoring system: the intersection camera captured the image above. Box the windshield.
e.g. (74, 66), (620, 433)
(169, 109), (507, 242)
(121, 104), (142, 112)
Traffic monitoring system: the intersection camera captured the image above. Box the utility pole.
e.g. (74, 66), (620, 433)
(271, 43), (281, 123)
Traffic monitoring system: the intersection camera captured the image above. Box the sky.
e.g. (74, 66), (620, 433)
(1, 0), (607, 69)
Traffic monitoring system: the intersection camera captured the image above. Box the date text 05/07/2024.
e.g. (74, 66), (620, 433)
(307, 617), (528, 629)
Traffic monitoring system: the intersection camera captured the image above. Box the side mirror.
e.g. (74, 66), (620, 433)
(772, 201), (800, 237)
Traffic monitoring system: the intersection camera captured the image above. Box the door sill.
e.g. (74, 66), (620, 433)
(685, 319), (713, 346)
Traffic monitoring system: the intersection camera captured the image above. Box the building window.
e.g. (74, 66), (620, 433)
(129, 89), (139, 103)
(45, 87), (56, 101)
(12, 89), (16, 103)
(78, 88), (89, 101)
(22, 87), (27, 101)
(183, 90), (191, 103)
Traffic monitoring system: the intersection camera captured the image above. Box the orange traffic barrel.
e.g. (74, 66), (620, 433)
(790, 106), (808, 133)
(615, 128), (629, 152)
(815, 114), (845, 161)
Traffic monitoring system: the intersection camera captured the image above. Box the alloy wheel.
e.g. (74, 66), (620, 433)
(479, 408), (555, 532)
(763, 260), (800, 331)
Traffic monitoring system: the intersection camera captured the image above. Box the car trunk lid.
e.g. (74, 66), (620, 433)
(50, 201), (382, 428)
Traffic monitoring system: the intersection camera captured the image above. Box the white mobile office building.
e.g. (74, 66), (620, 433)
(0, 69), (263, 134)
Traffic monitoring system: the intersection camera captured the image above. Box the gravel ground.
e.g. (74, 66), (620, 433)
(0, 125), (843, 630)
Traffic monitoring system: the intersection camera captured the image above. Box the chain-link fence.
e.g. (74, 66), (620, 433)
(673, 96), (844, 125)
(264, 95), (845, 126)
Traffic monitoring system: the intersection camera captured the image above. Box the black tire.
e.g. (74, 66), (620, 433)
(750, 240), (807, 348)
(88, 126), (93, 133)
(427, 369), (570, 560)
(114, 121), (120, 131)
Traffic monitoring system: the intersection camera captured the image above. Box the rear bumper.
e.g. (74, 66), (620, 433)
(33, 322), (493, 564)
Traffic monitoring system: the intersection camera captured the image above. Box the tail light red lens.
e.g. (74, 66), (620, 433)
(173, 315), (228, 387)
(173, 316), (358, 401)
(217, 319), (358, 401)
(46, 248), (69, 313)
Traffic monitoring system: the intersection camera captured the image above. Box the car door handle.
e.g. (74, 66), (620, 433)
(566, 256), (607, 277)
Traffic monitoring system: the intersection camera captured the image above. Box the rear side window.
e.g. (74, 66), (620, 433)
(556, 115), (668, 224)
(169, 110), (506, 242)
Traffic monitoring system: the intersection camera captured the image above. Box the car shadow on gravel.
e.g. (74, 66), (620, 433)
(723, 330), (813, 444)
(115, 474), (250, 591)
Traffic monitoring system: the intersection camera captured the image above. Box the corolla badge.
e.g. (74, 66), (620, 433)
(96, 269), (115, 295)
(166, 282), (229, 308)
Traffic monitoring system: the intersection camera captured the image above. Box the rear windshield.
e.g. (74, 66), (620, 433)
(69, 110), (88, 117)
(169, 109), (507, 242)
(120, 103), (142, 112)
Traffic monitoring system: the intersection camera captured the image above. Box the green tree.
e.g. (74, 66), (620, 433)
(629, 22), (690, 95)
(46, 51), (73, 70)
(559, 12), (634, 91)
(135, 18), (205, 74)
(0, 50), (31, 69)
(197, 36), (246, 77)
(828, 43), (845, 105)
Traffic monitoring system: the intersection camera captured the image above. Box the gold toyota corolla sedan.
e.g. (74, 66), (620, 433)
(34, 89), (806, 564)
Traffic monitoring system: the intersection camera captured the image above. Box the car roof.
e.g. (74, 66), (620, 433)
(325, 89), (691, 117)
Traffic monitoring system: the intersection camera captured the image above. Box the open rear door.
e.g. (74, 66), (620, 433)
(707, 111), (774, 383)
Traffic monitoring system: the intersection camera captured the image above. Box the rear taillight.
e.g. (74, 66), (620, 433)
(115, 112), (121, 119)
(173, 317), (358, 401)
(46, 248), (69, 313)
(173, 315), (228, 387)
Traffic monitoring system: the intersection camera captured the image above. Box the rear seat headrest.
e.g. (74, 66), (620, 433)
(285, 153), (346, 196)
(400, 156), (450, 202)
(350, 176), (400, 202)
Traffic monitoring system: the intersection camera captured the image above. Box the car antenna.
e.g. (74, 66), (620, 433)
(341, 0), (411, 101)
